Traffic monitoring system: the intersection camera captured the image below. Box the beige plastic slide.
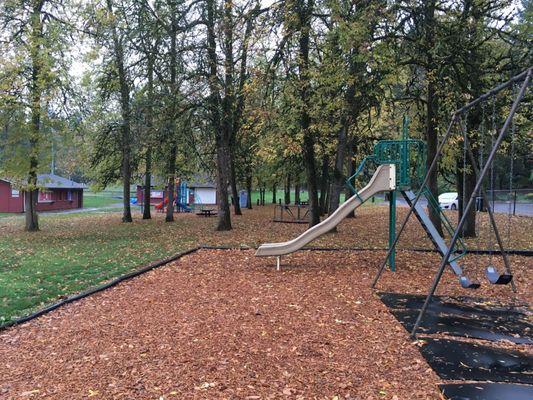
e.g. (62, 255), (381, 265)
(255, 164), (396, 258)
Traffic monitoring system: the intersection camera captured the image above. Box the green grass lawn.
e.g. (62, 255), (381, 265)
(249, 190), (358, 205)
(0, 212), (199, 324)
(83, 193), (123, 208)
(250, 189), (310, 205)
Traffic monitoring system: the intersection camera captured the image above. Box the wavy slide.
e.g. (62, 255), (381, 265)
(255, 164), (397, 257)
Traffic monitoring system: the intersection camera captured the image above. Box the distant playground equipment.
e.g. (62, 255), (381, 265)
(256, 67), (530, 335)
(273, 203), (310, 224)
(176, 180), (192, 212)
(154, 179), (193, 213)
(154, 197), (168, 212)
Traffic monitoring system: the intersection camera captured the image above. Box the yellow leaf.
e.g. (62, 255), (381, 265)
(19, 390), (40, 397)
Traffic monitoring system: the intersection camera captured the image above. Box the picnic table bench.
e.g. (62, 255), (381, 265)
(272, 203), (309, 224)
(196, 208), (217, 217)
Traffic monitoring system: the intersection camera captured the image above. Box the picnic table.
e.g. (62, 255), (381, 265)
(196, 208), (217, 217)
(273, 203), (309, 224)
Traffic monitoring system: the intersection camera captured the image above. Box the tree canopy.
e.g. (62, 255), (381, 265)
(0, 0), (531, 231)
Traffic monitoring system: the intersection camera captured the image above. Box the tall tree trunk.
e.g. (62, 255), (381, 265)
(462, 165), (477, 237)
(107, 0), (132, 222)
(345, 139), (356, 218)
(229, 155), (241, 215)
(284, 174), (291, 204)
(222, 0), (242, 216)
(25, 2), (44, 231)
(143, 56), (155, 220)
(272, 182), (277, 204)
(228, 7), (254, 216)
(459, 1), (486, 238)
(340, 38), (359, 220)
(165, 9), (180, 223)
(215, 145), (232, 230)
(319, 155), (329, 215)
(325, 184), (330, 214)
(143, 149), (152, 219)
(424, 0), (443, 235)
(295, 0), (319, 227)
(456, 159), (462, 216)
(24, 189), (39, 231)
(295, 180), (300, 205)
(246, 173), (252, 209)
(425, 77), (442, 234)
(456, 145), (477, 238)
(329, 123), (347, 214)
(120, 120), (132, 222)
(165, 145), (176, 222)
(206, 0), (231, 230)
(459, 107), (480, 237)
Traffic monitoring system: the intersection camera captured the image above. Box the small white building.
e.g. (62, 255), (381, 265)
(188, 179), (217, 205)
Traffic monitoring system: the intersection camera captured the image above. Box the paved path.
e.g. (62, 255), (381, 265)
(393, 198), (533, 216)
(40, 203), (131, 215)
(372, 194), (533, 216)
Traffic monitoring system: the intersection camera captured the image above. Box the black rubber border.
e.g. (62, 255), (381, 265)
(202, 244), (533, 256)
(297, 246), (533, 257)
(1, 244), (530, 332)
(0, 246), (203, 331)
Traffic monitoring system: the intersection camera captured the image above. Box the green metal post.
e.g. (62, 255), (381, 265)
(388, 190), (397, 271)
(401, 115), (410, 188)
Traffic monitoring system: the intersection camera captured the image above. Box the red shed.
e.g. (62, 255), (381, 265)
(0, 174), (86, 213)
(136, 185), (167, 206)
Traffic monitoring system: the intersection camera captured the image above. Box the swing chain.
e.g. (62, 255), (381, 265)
(461, 111), (468, 239)
(475, 103), (487, 247)
(506, 84), (518, 247)
(488, 97), (497, 262)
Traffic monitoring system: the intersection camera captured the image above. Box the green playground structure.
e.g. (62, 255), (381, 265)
(346, 116), (466, 273)
(256, 115), (474, 288)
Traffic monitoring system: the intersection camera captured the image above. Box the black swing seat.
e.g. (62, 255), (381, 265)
(459, 275), (481, 289)
(485, 265), (513, 285)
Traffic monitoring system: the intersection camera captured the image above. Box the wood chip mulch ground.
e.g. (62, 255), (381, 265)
(1, 249), (531, 399)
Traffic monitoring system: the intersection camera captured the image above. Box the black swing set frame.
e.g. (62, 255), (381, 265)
(372, 66), (532, 338)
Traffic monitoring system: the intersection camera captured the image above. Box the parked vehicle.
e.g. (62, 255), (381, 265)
(438, 192), (458, 210)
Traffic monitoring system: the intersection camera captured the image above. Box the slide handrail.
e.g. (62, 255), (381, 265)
(346, 156), (376, 197)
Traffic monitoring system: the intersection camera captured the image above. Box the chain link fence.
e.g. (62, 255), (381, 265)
(484, 189), (533, 216)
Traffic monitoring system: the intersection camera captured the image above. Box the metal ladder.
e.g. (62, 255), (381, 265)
(402, 190), (480, 289)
